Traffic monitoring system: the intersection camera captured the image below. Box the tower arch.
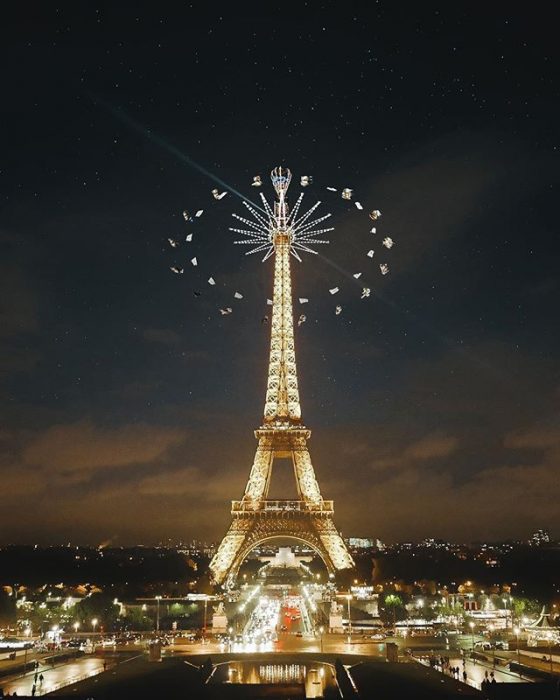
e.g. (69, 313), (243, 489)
(226, 534), (334, 588)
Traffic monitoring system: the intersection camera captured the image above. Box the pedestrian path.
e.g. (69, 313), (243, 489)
(1, 656), (107, 696)
(413, 653), (534, 691)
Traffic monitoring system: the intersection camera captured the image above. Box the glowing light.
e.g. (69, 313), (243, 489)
(229, 168), (334, 262)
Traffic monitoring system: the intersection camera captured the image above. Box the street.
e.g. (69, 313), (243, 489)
(0, 586), (547, 697)
(1, 654), (113, 697)
(415, 654), (535, 690)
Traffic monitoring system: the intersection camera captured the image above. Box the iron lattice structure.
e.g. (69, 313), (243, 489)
(209, 167), (355, 587)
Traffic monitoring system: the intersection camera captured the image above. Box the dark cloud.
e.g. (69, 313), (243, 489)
(0, 261), (42, 380)
(1, 336), (557, 545)
(22, 420), (187, 472)
(0, 265), (38, 338)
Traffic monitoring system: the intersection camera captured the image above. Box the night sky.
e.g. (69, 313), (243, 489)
(1, 4), (559, 546)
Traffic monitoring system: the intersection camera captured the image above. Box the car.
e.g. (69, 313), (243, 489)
(295, 632), (303, 638)
(0, 638), (33, 650)
(100, 638), (116, 647)
(369, 633), (385, 641)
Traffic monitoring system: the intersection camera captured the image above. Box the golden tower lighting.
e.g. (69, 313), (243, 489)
(209, 167), (355, 587)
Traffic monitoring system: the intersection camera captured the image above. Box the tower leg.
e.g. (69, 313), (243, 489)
(292, 438), (323, 504)
(209, 518), (252, 586)
(243, 436), (274, 503)
(314, 517), (355, 570)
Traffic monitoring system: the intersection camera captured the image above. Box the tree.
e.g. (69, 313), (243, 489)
(379, 594), (407, 627)
(435, 601), (465, 629)
(512, 596), (541, 621)
(24, 604), (70, 632)
(122, 606), (152, 631)
(0, 591), (16, 627)
(418, 605), (437, 622)
(75, 593), (120, 632)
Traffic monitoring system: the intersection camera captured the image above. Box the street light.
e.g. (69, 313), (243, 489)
(488, 624), (496, 667)
(469, 621), (475, 655)
(319, 625), (324, 653)
(547, 632), (554, 678)
(73, 621), (80, 635)
(514, 626), (520, 673)
(346, 595), (352, 645)
(91, 618), (98, 650)
(155, 595), (162, 633)
(203, 596), (208, 644)
(23, 627), (32, 673)
(502, 597), (510, 630)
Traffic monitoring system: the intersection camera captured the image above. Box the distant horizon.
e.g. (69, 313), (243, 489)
(0, 531), (555, 549)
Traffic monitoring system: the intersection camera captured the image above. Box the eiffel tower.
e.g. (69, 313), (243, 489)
(209, 167), (355, 587)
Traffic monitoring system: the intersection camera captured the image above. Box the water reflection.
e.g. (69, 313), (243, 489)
(213, 661), (336, 698)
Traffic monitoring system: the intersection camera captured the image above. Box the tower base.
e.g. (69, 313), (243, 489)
(209, 500), (354, 588)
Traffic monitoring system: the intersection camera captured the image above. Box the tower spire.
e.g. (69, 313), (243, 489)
(264, 167), (301, 424)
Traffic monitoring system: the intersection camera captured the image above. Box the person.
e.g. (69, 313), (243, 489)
(39, 674), (43, 684)
(103, 661), (107, 671)
(463, 670), (467, 682)
(31, 685), (36, 697)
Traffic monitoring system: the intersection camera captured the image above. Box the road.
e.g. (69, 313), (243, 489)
(0, 638), (540, 696)
(0, 647), (47, 673)
(0, 655), (113, 697)
(499, 649), (560, 676)
(414, 654), (536, 690)
(0, 587), (543, 696)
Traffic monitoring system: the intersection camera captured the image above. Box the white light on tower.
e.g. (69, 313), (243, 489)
(230, 167), (334, 263)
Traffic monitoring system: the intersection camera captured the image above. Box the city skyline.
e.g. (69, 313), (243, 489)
(1, 5), (559, 546)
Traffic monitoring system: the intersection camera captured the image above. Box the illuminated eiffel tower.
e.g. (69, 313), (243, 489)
(209, 167), (355, 587)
